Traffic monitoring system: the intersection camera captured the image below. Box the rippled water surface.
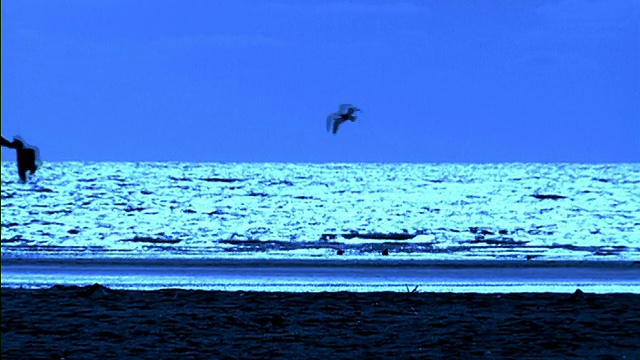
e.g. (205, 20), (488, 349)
(2, 162), (639, 261)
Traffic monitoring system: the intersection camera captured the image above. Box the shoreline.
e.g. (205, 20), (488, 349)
(3, 256), (639, 267)
(3, 258), (639, 293)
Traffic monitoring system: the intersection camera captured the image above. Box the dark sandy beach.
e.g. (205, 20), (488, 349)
(2, 285), (639, 359)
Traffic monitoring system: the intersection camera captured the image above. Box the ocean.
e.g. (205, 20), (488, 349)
(2, 162), (639, 291)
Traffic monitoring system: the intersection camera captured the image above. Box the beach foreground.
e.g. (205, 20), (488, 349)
(2, 285), (639, 359)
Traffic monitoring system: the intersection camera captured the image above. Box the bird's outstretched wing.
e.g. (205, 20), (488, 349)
(326, 113), (337, 132)
(338, 104), (353, 113)
(333, 117), (344, 134)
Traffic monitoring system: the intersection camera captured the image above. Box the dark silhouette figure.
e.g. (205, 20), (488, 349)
(327, 104), (361, 134)
(1, 135), (15, 148)
(1, 136), (39, 183)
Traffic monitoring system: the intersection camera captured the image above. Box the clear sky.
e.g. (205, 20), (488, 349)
(2, 0), (639, 163)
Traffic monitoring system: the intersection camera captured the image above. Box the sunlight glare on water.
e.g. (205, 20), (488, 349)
(1, 162), (639, 261)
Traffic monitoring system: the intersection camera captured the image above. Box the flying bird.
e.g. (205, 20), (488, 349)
(327, 104), (361, 134)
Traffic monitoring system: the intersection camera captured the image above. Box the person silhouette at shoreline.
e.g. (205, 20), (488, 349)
(1, 135), (40, 183)
(327, 104), (361, 134)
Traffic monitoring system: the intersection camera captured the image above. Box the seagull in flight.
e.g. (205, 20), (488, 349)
(327, 104), (361, 134)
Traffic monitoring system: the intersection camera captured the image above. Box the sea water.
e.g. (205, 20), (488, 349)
(2, 162), (639, 262)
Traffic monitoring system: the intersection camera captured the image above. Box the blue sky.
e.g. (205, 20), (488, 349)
(2, 0), (639, 162)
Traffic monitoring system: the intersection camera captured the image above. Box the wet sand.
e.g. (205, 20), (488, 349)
(3, 259), (640, 292)
(2, 285), (640, 359)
